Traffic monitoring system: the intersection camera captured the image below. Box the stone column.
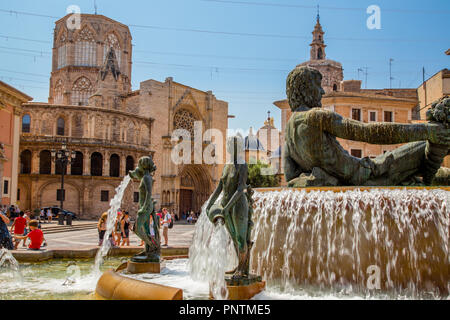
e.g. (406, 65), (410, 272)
(83, 149), (90, 175)
(120, 153), (126, 177)
(31, 149), (40, 174)
(103, 151), (109, 177)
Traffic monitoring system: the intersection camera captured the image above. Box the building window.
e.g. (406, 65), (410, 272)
(2, 179), (9, 196)
(384, 111), (393, 122)
(57, 118), (65, 136)
(369, 111), (377, 122)
(351, 108), (361, 121)
(109, 154), (120, 177)
(91, 152), (103, 176)
(58, 44), (67, 69)
(74, 27), (96, 67)
(57, 31), (68, 69)
(350, 149), (362, 158)
(133, 192), (139, 203)
(20, 150), (32, 174)
(101, 190), (109, 202)
(333, 84), (338, 91)
(17, 188), (20, 201)
(71, 76), (94, 106)
(39, 150), (51, 174)
(57, 189), (65, 201)
(22, 114), (31, 133)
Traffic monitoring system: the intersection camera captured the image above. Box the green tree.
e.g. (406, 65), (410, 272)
(247, 160), (280, 188)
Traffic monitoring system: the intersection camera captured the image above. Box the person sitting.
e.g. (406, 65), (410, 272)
(13, 220), (45, 251)
(10, 211), (27, 250)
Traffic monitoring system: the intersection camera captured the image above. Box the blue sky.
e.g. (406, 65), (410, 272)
(0, 0), (449, 131)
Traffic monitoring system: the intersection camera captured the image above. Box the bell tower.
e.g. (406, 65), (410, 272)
(310, 7), (326, 61)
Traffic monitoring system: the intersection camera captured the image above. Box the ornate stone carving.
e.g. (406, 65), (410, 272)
(76, 26), (95, 42)
(173, 108), (197, 137)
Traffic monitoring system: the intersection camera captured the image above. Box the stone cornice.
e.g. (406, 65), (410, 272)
(20, 135), (155, 154)
(22, 102), (154, 123)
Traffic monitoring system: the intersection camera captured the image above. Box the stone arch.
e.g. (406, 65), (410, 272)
(91, 152), (103, 176)
(125, 155), (135, 175)
(109, 153), (120, 177)
(178, 164), (213, 214)
(317, 47), (323, 60)
(39, 150), (51, 174)
(71, 76), (94, 106)
(38, 180), (81, 214)
(71, 151), (83, 175)
(20, 150), (32, 174)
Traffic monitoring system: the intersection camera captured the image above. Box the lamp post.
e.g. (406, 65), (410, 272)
(51, 143), (76, 224)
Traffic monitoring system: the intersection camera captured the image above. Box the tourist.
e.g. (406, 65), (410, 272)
(120, 211), (130, 246)
(160, 208), (171, 246)
(40, 208), (46, 223)
(10, 211), (27, 250)
(46, 208), (52, 224)
(97, 212), (116, 247)
(114, 210), (123, 244)
(13, 220), (45, 251)
(0, 210), (13, 250)
(97, 212), (108, 246)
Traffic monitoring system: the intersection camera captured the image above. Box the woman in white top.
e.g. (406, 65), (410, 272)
(160, 208), (171, 246)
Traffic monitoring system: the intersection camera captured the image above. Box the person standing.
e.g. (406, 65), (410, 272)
(10, 212), (27, 250)
(0, 210), (13, 250)
(97, 212), (107, 246)
(120, 212), (130, 246)
(46, 208), (52, 224)
(114, 210), (123, 245)
(160, 208), (171, 246)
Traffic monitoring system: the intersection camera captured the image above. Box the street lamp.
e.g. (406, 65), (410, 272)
(51, 142), (76, 224)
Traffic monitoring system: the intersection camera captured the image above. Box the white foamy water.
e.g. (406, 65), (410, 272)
(0, 248), (22, 282)
(93, 175), (131, 274)
(250, 188), (450, 298)
(188, 200), (237, 300)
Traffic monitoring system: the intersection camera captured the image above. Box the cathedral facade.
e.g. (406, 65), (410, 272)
(18, 14), (228, 218)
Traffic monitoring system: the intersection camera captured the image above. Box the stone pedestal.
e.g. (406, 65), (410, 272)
(126, 260), (165, 274)
(210, 275), (266, 300)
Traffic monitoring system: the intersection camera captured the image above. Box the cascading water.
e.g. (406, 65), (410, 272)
(93, 175), (131, 275)
(250, 188), (449, 298)
(188, 200), (237, 300)
(0, 248), (22, 282)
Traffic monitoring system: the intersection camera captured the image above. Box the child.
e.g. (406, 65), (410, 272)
(13, 220), (45, 250)
(10, 211), (27, 250)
